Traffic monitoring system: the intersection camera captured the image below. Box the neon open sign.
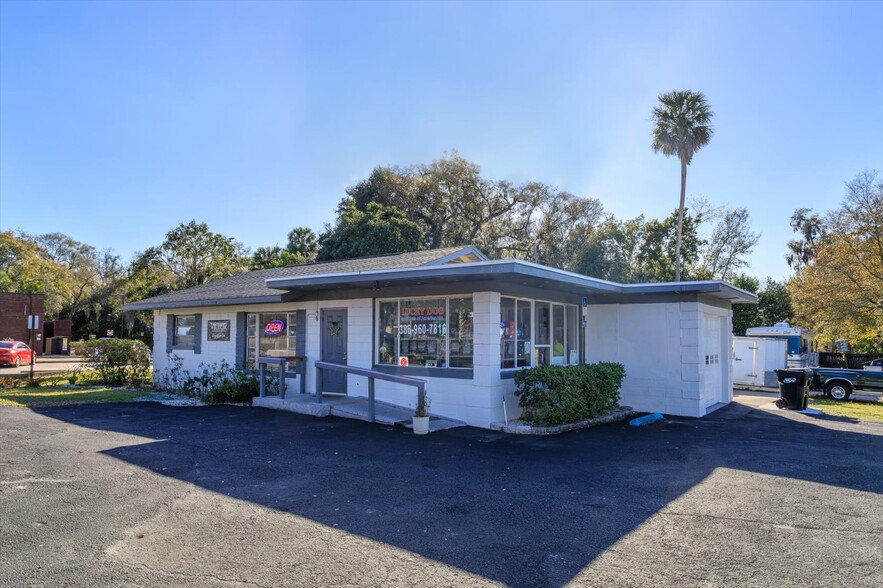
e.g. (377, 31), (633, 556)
(264, 319), (286, 336)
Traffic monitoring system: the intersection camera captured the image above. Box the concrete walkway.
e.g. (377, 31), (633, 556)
(253, 393), (466, 432)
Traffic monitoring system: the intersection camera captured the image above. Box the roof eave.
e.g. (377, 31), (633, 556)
(266, 260), (623, 294)
(621, 281), (758, 304)
(123, 294), (287, 312)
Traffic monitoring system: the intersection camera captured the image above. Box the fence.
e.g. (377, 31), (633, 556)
(818, 352), (881, 369)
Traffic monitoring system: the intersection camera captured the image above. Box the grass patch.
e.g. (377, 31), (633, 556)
(810, 396), (883, 422)
(0, 385), (147, 408)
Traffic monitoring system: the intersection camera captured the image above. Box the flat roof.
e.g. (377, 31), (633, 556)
(265, 259), (758, 304)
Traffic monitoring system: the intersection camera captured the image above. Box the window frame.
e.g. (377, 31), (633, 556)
(172, 314), (197, 349)
(500, 297), (580, 372)
(246, 311), (299, 369)
(374, 294), (474, 371)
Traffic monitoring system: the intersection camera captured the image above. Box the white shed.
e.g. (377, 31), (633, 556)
(733, 336), (787, 388)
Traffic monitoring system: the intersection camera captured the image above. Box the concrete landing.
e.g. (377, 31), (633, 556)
(252, 394), (466, 432)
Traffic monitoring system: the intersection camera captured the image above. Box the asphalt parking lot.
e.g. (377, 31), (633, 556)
(1, 399), (881, 587)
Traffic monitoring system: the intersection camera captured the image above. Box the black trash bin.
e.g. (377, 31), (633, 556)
(774, 368), (812, 410)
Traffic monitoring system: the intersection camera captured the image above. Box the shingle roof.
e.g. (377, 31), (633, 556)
(124, 247), (479, 310)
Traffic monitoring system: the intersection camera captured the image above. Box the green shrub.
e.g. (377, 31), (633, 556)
(203, 376), (260, 404)
(514, 362), (626, 426)
(162, 358), (260, 404)
(78, 339), (152, 386)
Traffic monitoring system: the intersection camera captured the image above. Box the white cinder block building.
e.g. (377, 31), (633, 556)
(125, 246), (756, 428)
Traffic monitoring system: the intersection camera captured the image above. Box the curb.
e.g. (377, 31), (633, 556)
(490, 406), (636, 435)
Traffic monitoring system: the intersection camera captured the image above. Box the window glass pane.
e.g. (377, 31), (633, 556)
(259, 313), (294, 358)
(535, 302), (550, 346)
(246, 314), (257, 367)
(500, 297), (516, 369)
(378, 301), (398, 365)
(287, 313), (298, 350)
(398, 298), (446, 367)
(174, 315), (196, 347)
(449, 297), (473, 368)
(553, 305), (565, 363)
(566, 305), (578, 365)
(517, 301), (532, 367)
(284, 313), (299, 370)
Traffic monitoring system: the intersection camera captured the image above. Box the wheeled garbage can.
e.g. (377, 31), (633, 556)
(774, 369), (812, 410)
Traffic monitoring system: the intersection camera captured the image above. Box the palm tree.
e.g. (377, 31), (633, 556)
(651, 90), (714, 281)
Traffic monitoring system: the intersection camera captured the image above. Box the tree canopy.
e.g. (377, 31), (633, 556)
(133, 220), (249, 290)
(789, 170), (883, 351)
(316, 199), (425, 261)
(2, 152), (769, 345)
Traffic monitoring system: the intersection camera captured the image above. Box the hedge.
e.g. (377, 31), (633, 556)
(514, 363), (626, 426)
(71, 339), (151, 386)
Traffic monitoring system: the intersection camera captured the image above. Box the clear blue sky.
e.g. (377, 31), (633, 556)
(2, 0), (881, 281)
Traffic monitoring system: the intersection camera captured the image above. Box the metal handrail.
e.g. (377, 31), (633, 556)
(257, 356), (307, 399)
(314, 360), (426, 423)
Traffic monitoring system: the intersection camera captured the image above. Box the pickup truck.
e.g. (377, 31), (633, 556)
(811, 359), (883, 400)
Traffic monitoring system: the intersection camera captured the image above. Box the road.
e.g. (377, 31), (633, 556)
(1, 397), (881, 587)
(0, 355), (86, 376)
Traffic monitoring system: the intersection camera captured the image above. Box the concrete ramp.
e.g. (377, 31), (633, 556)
(330, 396), (466, 432)
(253, 394), (466, 432)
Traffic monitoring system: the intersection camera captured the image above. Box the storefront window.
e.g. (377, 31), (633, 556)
(400, 297), (447, 367)
(517, 301), (531, 367)
(246, 312), (298, 369)
(501, 298), (516, 369)
(535, 302), (551, 366)
(566, 305), (578, 364)
(500, 298), (532, 369)
(377, 301), (398, 365)
(448, 297), (474, 368)
(376, 297), (473, 369)
(553, 304), (565, 364)
(501, 298), (579, 369)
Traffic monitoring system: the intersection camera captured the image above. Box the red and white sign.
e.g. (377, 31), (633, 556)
(106, 329), (114, 337)
(399, 356), (409, 367)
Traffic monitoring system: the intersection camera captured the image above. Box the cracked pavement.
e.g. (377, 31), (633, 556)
(1, 397), (881, 587)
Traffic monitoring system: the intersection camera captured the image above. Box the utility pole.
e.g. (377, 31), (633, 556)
(27, 293), (36, 383)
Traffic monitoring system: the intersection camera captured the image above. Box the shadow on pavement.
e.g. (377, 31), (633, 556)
(32, 401), (883, 587)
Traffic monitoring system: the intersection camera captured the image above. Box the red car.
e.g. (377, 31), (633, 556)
(0, 341), (35, 367)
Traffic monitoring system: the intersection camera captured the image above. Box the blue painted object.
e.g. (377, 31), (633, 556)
(629, 413), (664, 427)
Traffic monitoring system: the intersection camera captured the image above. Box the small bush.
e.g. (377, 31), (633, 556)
(514, 363), (626, 426)
(159, 358), (260, 405)
(0, 376), (18, 389)
(79, 339), (152, 386)
(204, 376), (260, 404)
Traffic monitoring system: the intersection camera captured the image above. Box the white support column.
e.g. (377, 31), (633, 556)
(471, 292), (501, 388)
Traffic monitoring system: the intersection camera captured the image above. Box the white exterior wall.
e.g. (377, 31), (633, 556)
(152, 309), (240, 375)
(152, 294), (732, 427)
(585, 300), (733, 418)
(151, 292), (512, 428)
